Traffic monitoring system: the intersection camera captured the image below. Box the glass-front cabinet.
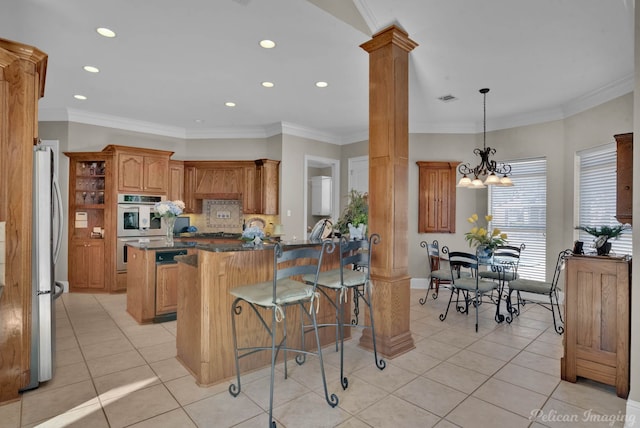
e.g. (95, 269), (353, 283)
(66, 152), (114, 292)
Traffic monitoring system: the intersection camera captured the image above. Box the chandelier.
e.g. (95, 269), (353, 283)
(457, 88), (513, 189)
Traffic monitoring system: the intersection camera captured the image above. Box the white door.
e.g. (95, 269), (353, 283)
(348, 156), (368, 194)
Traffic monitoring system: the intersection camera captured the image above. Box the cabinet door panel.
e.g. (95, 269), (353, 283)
(169, 161), (184, 202)
(144, 156), (169, 192)
(118, 153), (144, 192)
(156, 264), (179, 314)
(417, 162), (458, 233)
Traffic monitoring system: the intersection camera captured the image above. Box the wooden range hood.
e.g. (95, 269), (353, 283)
(193, 192), (241, 200)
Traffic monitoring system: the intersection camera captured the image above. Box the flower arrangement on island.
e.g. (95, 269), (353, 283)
(154, 200), (185, 218)
(464, 213), (508, 250)
(241, 226), (266, 242)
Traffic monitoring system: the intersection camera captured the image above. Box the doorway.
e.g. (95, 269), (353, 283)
(303, 155), (340, 239)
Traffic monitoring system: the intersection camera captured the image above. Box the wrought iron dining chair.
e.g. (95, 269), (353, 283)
(302, 234), (385, 390)
(419, 240), (452, 303)
(439, 247), (499, 332)
(478, 244), (525, 321)
(505, 249), (572, 334)
(228, 241), (339, 427)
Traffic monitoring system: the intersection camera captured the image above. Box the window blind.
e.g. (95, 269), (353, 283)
(489, 158), (547, 281)
(577, 144), (632, 256)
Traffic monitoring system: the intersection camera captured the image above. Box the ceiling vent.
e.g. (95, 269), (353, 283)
(438, 94), (457, 102)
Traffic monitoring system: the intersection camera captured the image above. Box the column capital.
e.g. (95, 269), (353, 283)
(360, 25), (418, 54)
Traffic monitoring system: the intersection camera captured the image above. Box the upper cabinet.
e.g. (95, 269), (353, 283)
(417, 161), (459, 233)
(183, 160), (279, 215)
(103, 145), (173, 194)
(168, 160), (184, 202)
(615, 133), (632, 225)
(256, 159), (280, 215)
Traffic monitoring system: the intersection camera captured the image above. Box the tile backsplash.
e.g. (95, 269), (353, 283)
(185, 199), (279, 235)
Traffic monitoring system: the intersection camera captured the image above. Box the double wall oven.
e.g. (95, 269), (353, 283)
(117, 194), (166, 272)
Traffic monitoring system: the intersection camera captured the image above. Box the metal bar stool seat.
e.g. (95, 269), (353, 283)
(301, 234), (385, 390)
(228, 241), (339, 427)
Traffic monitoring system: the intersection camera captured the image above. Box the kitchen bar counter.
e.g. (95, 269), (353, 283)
(175, 241), (346, 386)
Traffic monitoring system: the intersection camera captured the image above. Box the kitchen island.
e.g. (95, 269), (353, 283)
(174, 240), (344, 386)
(125, 235), (245, 324)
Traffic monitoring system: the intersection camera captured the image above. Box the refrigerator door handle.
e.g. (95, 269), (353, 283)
(52, 173), (64, 264)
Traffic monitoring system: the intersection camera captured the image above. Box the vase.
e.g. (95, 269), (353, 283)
(163, 216), (176, 246)
(476, 245), (493, 264)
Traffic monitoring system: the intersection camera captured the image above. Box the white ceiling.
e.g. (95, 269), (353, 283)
(2, 0), (634, 144)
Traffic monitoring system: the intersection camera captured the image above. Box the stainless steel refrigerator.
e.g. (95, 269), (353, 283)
(23, 145), (64, 390)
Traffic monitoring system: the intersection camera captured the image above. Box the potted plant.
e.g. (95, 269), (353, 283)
(334, 190), (368, 239)
(575, 224), (629, 255)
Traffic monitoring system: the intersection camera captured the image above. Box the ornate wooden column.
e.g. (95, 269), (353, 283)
(359, 26), (417, 357)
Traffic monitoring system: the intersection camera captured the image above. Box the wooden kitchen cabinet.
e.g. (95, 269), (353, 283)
(562, 255), (630, 398)
(169, 160), (184, 202)
(417, 161), (459, 233)
(126, 245), (193, 323)
(0, 38), (47, 403)
(242, 163), (258, 214)
(182, 160), (279, 215)
(614, 133), (632, 225)
(69, 240), (106, 291)
(256, 159), (280, 215)
(156, 263), (179, 314)
(65, 152), (116, 293)
(103, 145), (173, 194)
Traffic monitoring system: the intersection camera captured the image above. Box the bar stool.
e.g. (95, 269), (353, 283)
(228, 241), (338, 427)
(303, 234), (385, 390)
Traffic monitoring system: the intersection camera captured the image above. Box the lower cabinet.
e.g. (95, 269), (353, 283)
(156, 263), (179, 315)
(69, 240), (106, 291)
(562, 255), (630, 398)
(126, 245), (191, 323)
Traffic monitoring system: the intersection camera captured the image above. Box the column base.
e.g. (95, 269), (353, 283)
(358, 273), (415, 358)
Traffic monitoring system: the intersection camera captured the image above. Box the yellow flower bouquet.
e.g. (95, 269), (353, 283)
(464, 213), (508, 250)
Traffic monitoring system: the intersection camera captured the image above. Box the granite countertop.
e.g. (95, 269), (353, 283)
(127, 239), (331, 253)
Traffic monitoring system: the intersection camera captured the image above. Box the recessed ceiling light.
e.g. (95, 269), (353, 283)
(225, 102), (236, 107)
(74, 94), (87, 100)
(259, 39), (276, 49)
(83, 65), (99, 73)
(315, 81), (328, 88)
(261, 81), (274, 88)
(194, 119), (204, 123)
(96, 27), (116, 38)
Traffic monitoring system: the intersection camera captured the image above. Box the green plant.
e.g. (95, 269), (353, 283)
(334, 190), (368, 234)
(575, 224), (629, 239)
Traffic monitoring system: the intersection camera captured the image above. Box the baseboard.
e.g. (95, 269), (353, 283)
(57, 280), (69, 293)
(625, 399), (640, 428)
(411, 277), (430, 290)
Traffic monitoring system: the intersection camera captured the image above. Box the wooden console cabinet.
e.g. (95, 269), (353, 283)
(562, 255), (630, 398)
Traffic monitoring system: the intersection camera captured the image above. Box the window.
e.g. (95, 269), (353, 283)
(489, 158), (547, 281)
(577, 144), (632, 256)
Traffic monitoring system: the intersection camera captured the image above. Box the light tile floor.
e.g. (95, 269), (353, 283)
(0, 288), (629, 427)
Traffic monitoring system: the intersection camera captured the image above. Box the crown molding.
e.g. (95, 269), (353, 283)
(38, 74), (633, 142)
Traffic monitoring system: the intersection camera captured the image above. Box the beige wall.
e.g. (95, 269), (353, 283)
(280, 134), (341, 240)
